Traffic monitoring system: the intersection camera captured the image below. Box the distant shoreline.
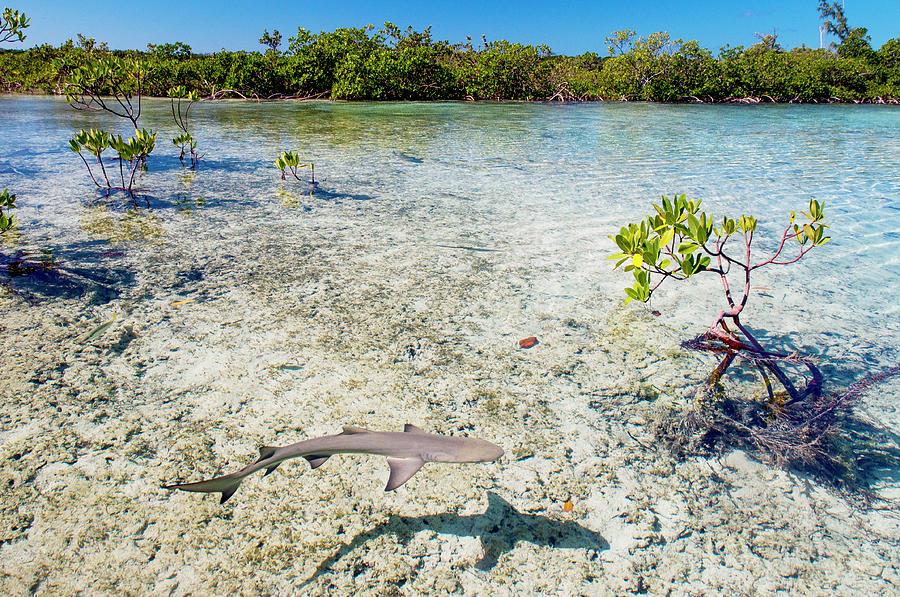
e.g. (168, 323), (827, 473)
(2, 90), (898, 106)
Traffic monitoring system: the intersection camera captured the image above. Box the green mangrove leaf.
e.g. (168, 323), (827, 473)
(686, 212), (699, 236)
(677, 241), (700, 255)
(803, 223), (815, 244)
(809, 198), (822, 220)
(724, 218), (735, 235)
(659, 227), (675, 248)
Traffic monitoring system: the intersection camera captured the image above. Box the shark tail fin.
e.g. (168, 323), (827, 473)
(162, 472), (245, 504)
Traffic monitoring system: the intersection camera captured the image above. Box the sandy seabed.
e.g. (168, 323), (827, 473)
(0, 185), (897, 597)
(0, 97), (899, 596)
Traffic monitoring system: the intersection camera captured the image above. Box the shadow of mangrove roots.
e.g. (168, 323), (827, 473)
(303, 492), (608, 585)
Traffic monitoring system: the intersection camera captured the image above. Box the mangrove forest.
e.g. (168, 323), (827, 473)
(1, 20), (899, 103)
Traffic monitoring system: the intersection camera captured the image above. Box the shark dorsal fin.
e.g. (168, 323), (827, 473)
(403, 424), (426, 434)
(385, 457), (425, 491)
(341, 425), (370, 435)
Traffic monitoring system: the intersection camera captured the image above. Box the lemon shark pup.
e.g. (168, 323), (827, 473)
(163, 424), (504, 503)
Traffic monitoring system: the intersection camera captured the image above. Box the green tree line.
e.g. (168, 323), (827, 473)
(1, 23), (898, 102)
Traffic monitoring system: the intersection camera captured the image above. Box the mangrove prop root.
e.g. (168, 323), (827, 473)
(683, 319), (823, 406)
(662, 343), (900, 484)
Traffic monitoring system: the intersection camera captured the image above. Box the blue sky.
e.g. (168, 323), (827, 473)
(10, 1), (900, 55)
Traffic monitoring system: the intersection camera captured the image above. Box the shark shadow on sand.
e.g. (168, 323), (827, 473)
(302, 492), (608, 587)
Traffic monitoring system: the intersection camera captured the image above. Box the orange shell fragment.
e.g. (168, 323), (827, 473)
(519, 336), (538, 349)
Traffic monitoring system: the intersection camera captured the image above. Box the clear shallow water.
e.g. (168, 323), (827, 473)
(1, 96), (899, 594)
(2, 97), (898, 377)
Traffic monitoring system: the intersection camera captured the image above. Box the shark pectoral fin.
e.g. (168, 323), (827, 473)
(341, 425), (371, 435)
(303, 455), (330, 469)
(385, 457), (425, 491)
(220, 486), (239, 504)
(403, 424), (426, 433)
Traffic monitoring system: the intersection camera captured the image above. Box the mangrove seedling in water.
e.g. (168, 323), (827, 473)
(605, 194), (873, 472)
(69, 128), (112, 189)
(70, 128), (156, 198)
(169, 86), (201, 168)
(110, 129), (157, 195)
(275, 150), (315, 184)
(172, 132), (197, 167)
(65, 57), (157, 190)
(0, 189), (16, 233)
(609, 194), (830, 405)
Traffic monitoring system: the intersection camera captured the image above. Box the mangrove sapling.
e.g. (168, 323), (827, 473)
(608, 194), (853, 468)
(610, 194), (829, 401)
(169, 86), (202, 168)
(65, 57), (157, 189)
(275, 150), (315, 184)
(172, 132), (197, 167)
(70, 128), (156, 199)
(0, 189), (16, 233)
(69, 129), (113, 190)
(64, 56), (147, 133)
(1, 8), (28, 233)
(109, 130), (157, 198)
